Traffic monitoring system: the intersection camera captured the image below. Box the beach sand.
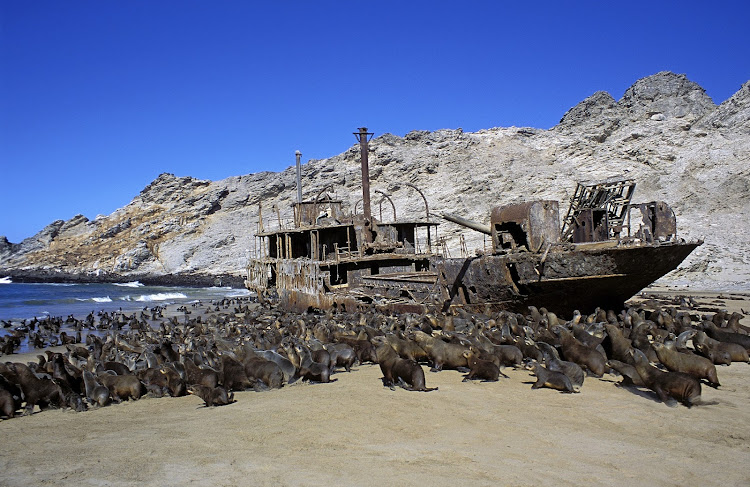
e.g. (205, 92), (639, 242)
(1, 290), (749, 487)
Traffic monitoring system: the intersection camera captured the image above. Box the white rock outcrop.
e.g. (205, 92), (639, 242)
(1, 72), (748, 290)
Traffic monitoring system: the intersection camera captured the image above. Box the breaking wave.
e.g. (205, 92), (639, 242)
(135, 292), (188, 302)
(113, 281), (144, 288)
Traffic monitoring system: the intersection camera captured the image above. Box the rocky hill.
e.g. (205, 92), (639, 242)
(1, 72), (748, 290)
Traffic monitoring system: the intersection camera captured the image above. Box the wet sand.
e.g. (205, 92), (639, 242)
(1, 290), (749, 486)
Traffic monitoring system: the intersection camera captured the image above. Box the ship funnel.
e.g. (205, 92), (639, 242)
(354, 127), (374, 242)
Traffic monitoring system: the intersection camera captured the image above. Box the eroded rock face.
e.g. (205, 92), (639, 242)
(1, 71), (748, 290)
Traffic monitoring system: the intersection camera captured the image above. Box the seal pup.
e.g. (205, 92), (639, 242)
(630, 349), (701, 407)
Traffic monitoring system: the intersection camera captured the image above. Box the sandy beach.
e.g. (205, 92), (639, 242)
(1, 290), (749, 487)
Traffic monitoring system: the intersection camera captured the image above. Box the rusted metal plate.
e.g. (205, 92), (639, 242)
(490, 200), (560, 252)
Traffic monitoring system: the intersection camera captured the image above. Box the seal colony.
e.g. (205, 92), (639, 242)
(1, 290), (749, 420)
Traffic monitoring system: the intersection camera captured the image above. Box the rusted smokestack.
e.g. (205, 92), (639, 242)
(354, 127), (374, 241)
(295, 150), (302, 204)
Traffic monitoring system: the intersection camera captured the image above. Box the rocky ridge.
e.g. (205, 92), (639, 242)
(1, 71), (748, 290)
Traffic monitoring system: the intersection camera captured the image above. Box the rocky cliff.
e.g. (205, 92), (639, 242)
(1, 72), (748, 290)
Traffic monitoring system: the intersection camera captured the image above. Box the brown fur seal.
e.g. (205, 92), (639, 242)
(461, 350), (505, 382)
(293, 344), (331, 383)
(0, 373), (23, 419)
(187, 385), (235, 407)
(703, 322), (750, 350)
(242, 356), (284, 389)
(693, 342), (732, 366)
(652, 341), (720, 388)
(603, 324), (634, 363)
(5, 363), (66, 414)
(492, 344), (524, 367)
(375, 341), (437, 392)
(630, 349), (701, 407)
(182, 357), (220, 389)
(386, 335), (428, 362)
(537, 342), (584, 390)
(83, 370), (111, 407)
(97, 372), (145, 402)
(607, 359), (646, 387)
(553, 327), (606, 377)
(0, 387), (16, 419)
(219, 354), (257, 390)
(528, 361), (576, 393)
(412, 331), (469, 372)
(325, 343), (357, 372)
(693, 331), (749, 363)
(335, 337), (378, 364)
(257, 350), (297, 383)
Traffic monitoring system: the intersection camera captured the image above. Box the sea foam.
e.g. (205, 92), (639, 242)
(135, 292), (188, 302)
(113, 281), (144, 288)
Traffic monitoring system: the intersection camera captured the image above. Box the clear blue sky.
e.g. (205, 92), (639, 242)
(1, 1), (748, 243)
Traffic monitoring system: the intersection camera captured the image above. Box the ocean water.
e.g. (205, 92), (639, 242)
(0, 279), (251, 322)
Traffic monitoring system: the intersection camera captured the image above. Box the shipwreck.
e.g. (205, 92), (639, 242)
(245, 128), (701, 315)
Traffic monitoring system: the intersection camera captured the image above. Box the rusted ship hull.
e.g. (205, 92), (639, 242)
(437, 240), (702, 315)
(259, 240), (700, 316)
